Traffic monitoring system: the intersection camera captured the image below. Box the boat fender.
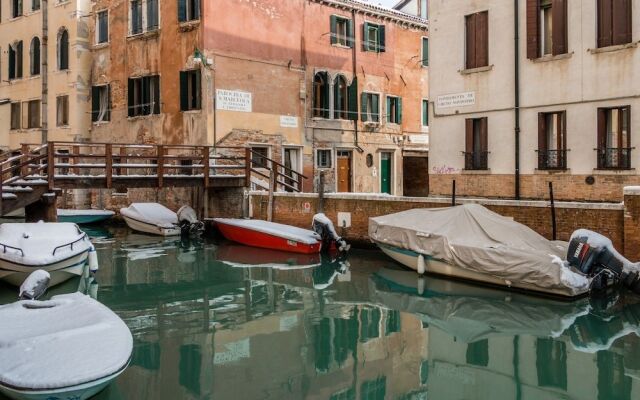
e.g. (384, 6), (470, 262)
(417, 276), (425, 295)
(417, 254), (426, 275)
(19, 270), (50, 300)
(89, 245), (99, 273)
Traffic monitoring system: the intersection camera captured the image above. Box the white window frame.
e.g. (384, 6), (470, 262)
(316, 148), (333, 169)
(95, 9), (109, 45)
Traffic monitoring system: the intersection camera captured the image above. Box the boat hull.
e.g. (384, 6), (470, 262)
(375, 242), (586, 298)
(0, 251), (89, 286)
(57, 213), (113, 225)
(122, 215), (181, 237)
(216, 222), (321, 254)
(0, 361), (128, 400)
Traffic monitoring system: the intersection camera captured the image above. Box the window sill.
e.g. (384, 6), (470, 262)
(128, 114), (160, 121)
(459, 65), (493, 75)
(54, 1), (71, 8)
(534, 168), (571, 175)
(331, 43), (352, 50)
(8, 16), (24, 22)
(92, 121), (111, 126)
(25, 9), (42, 16)
(92, 42), (110, 50)
(179, 20), (200, 32)
(181, 109), (202, 114)
(52, 70), (70, 75)
(532, 52), (573, 63)
(10, 128), (41, 133)
(589, 42), (638, 54)
(592, 168), (636, 175)
(127, 30), (160, 41)
(56, 125), (71, 129)
(461, 169), (491, 174)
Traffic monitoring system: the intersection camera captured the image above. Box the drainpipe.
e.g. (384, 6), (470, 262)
(351, 9), (364, 153)
(41, 0), (48, 143)
(514, 0), (521, 200)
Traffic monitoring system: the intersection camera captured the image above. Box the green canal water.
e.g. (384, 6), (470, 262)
(1, 226), (640, 400)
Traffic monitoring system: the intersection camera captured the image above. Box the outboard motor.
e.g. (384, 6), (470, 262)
(177, 205), (205, 237)
(567, 229), (640, 294)
(19, 270), (50, 300)
(312, 213), (350, 253)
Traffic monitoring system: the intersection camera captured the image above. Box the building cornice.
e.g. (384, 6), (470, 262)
(313, 0), (428, 29)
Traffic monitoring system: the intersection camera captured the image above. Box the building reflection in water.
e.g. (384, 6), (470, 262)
(90, 234), (640, 400)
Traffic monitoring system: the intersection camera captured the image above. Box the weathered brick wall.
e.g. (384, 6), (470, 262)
(430, 173), (640, 203)
(250, 193), (625, 253)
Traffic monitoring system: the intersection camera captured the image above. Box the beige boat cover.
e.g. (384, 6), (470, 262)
(369, 204), (591, 297)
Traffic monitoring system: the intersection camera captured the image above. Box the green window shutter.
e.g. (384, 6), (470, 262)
(17, 41), (23, 78)
(179, 71), (188, 111)
(422, 38), (429, 66)
(378, 25), (386, 52)
(91, 86), (99, 122)
(362, 22), (369, 51)
(361, 92), (368, 122)
(330, 15), (337, 45)
(178, 0), (186, 22)
(371, 94), (379, 122)
(422, 100), (428, 126)
(127, 79), (135, 117)
(348, 77), (358, 120)
(386, 97), (391, 123)
(322, 73), (330, 118)
(397, 97), (402, 124)
(347, 19), (354, 48)
(333, 79), (340, 119)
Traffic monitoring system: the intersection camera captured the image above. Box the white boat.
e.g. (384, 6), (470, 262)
(57, 209), (115, 224)
(369, 204), (592, 298)
(0, 222), (96, 286)
(120, 203), (181, 236)
(0, 291), (132, 400)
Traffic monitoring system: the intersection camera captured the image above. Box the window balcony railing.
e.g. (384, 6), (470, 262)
(537, 149), (568, 170)
(597, 147), (633, 170)
(463, 151), (489, 171)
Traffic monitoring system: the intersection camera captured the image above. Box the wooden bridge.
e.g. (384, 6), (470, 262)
(0, 142), (306, 218)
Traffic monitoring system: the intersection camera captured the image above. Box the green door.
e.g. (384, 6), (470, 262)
(380, 152), (392, 194)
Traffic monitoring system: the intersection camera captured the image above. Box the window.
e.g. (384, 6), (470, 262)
(56, 95), (69, 126)
(251, 147), (269, 169)
(180, 70), (201, 111)
(178, 0), (199, 22)
(536, 339), (567, 390)
(526, 0), (568, 58)
(362, 22), (385, 52)
(597, 106), (631, 169)
(130, 0), (158, 34)
(597, 0), (632, 48)
(422, 100), (429, 127)
(127, 75), (160, 117)
(330, 15), (353, 47)
(131, 0), (142, 34)
(10, 103), (21, 130)
(537, 112), (566, 170)
(8, 41), (23, 80)
(96, 10), (108, 44)
(91, 85), (111, 122)
(32, 0), (40, 11)
(12, 0), (22, 18)
(421, 37), (429, 66)
(316, 149), (332, 168)
(313, 72), (329, 118)
(360, 377), (386, 400)
(334, 75), (348, 119)
(25, 100), (40, 128)
(464, 117), (488, 170)
(466, 339), (489, 367)
(361, 92), (380, 122)
(30, 37), (40, 76)
(58, 28), (69, 70)
(465, 11), (488, 69)
(386, 96), (402, 124)
(147, 0), (158, 30)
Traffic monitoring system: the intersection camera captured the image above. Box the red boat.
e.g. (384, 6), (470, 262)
(213, 218), (322, 254)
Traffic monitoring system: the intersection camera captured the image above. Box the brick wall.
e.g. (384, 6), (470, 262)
(250, 192), (626, 254)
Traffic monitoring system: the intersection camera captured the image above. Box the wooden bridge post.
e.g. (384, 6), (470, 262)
(72, 145), (80, 176)
(20, 144), (29, 177)
(105, 144), (113, 189)
(47, 142), (55, 191)
(245, 147), (251, 188)
(157, 145), (164, 188)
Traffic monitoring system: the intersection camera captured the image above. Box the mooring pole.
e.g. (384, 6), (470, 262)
(549, 181), (557, 241)
(318, 171), (325, 213)
(267, 168), (275, 222)
(452, 179), (456, 207)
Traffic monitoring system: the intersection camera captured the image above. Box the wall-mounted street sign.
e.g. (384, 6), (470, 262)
(436, 91), (475, 109)
(216, 89), (252, 112)
(280, 116), (299, 128)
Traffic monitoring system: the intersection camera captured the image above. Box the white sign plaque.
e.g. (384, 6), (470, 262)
(280, 115), (298, 128)
(436, 92), (475, 109)
(216, 89), (252, 112)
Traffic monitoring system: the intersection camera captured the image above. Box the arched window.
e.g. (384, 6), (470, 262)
(313, 72), (329, 119)
(334, 75), (348, 120)
(58, 28), (69, 70)
(30, 37), (40, 76)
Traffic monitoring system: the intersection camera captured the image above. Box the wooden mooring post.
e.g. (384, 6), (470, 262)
(451, 179), (456, 207)
(549, 181), (557, 241)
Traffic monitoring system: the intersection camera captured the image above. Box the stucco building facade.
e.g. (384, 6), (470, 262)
(429, 0), (639, 202)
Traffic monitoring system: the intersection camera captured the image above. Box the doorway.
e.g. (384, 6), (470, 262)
(336, 150), (352, 192)
(283, 147), (301, 192)
(380, 152), (393, 194)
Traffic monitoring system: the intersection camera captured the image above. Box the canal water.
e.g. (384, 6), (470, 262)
(1, 226), (640, 400)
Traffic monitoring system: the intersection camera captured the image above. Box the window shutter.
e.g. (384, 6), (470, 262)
(361, 93), (368, 122)
(152, 76), (160, 114)
(526, 0), (540, 59)
(552, 0), (568, 55)
(466, 14), (477, 69)
(195, 70), (201, 109)
(371, 94), (379, 122)
(476, 12), (489, 68)
(378, 25), (386, 52)
(598, 0), (613, 48)
(348, 77), (358, 120)
(91, 86), (99, 122)
(597, 109), (607, 168)
(422, 38), (429, 66)
(362, 22), (369, 51)
(17, 0), (22, 15)
(465, 119), (473, 154)
(423, 100), (428, 126)
(480, 118), (488, 153)
(330, 15), (337, 45)
(127, 79), (134, 117)
(347, 19), (354, 48)
(612, 0), (632, 45)
(386, 97), (391, 123)
(193, 0), (200, 20)
(179, 71), (188, 111)
(33, 38), (40, 75)
(538, 113), (547, 153)
(178, 0), (186, 22)
(397, 98), (402, 124)
(17, 41), (23, 78)
(8, 47), (15, 79)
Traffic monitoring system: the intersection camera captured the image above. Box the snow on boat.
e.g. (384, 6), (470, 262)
(369, 204), (591, 298)
(57, 209), (115, 225)
(0, 222), (96, 287)
(213, 218), (322, 254)
(120, 203), (181, 236)
(0, 292), (132, 400)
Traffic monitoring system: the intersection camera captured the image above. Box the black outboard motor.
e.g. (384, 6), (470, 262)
(567, 229), (640, 294)
(312, 213), (350, 253)
(177, 205), (205, 237)
(19, 270), (50, 300)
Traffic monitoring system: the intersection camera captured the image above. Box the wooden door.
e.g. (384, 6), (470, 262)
(337, 151), (351, 192)
(380, 152), (392, 194)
